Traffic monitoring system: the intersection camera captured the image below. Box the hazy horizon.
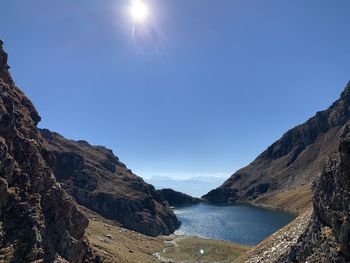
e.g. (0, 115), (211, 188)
(145, 175), (227, 197)
(1, 0), (350, 180)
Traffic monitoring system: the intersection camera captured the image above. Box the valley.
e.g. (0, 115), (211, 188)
(0, 37), (349, 263)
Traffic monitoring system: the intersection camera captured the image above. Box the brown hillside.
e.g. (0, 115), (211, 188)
(40, 129), (180, 236)
(203, 82), (350, 212)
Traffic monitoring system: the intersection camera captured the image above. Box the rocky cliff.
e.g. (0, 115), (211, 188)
(40, 129), (180, 236)
(239, 135), (350, 263)
(203, 82), (350, 212)
(156, 188), (202, 206)
(284, 135), (350, 262)
(0, 41), (99, 262)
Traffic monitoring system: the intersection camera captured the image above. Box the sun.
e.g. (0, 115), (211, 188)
(129, 0), (150, 23)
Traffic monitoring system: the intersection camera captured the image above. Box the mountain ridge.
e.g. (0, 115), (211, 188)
(239, 135), (350, 262)
(0, 39), (99, 262)
(0, 39), (186, 261)
(40, 128), (181, 237)
(203, 81), (350, 212)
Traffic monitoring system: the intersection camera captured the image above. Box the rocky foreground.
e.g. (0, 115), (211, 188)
(0, 40), (99, 262)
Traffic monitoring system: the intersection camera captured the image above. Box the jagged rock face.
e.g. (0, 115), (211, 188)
(40, 129), (180, 236)
(203, 82), (350, 211)
(312, 138), (350, 260)
(240, 137), (350, 263)
(0, 41), (95, 262)
(156, 189), (202, 206)
(277, 137), (350, 263)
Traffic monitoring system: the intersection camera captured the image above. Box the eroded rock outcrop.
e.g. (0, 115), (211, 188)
(40, 129), (180, 236)
(283, 136), (350, 262)
(0, 41), (97, 262)
(204, 82), (350, 212)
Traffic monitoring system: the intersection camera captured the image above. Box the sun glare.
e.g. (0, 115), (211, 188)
(130, 0), (150, 23)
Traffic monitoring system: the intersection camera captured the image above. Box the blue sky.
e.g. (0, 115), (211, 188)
(1, 0), (349, 179)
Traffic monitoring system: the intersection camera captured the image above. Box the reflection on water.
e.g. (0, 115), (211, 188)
(174, 203), (295, 246)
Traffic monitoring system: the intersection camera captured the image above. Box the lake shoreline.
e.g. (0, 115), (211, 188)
(173, 203), (296, 246)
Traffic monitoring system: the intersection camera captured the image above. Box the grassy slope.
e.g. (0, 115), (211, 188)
(251, 185), (312, 213)
(82, 206), (164, 263)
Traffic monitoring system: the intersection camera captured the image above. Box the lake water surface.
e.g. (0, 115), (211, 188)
(174, 203), (295, 246)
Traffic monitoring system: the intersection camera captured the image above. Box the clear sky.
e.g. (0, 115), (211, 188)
(1, 0), (349, 179)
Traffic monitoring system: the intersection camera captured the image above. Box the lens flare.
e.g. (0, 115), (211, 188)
(129, 0), (150, 23)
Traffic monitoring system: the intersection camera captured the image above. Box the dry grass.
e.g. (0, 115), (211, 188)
(159, 236), (251, 263)
(321, 226), (335, 239)
(253, 185), (312, 213)
(81, 206), (164, 263)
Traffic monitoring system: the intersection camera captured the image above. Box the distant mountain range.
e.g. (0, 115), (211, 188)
(146, 175), (227, 197)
